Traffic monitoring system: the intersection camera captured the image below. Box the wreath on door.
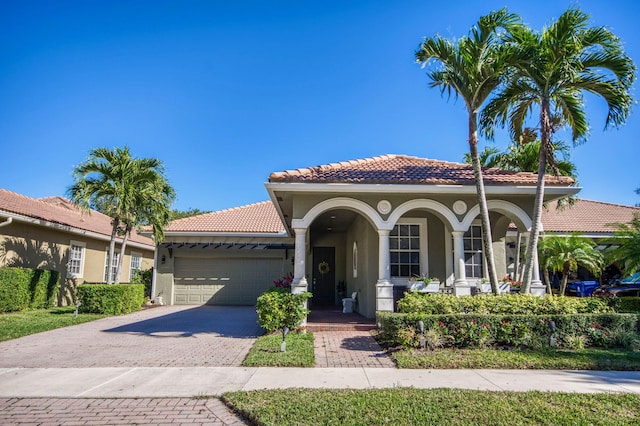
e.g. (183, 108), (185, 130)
(318, 261), (330, 275)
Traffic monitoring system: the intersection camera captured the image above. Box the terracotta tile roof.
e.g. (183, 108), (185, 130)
(269, 154), (574, 186)
(165, 201), (286, 234)
(0, 188), (154, 247)
(542, 199), (640, 234)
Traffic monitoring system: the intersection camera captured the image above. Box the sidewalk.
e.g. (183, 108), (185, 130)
(1, 367), (639, 397)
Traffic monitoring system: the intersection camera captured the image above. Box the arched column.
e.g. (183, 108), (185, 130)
(452, 230), (471, 295)
(376, 229), (394, 312)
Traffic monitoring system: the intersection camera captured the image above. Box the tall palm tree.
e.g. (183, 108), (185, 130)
(605, 214), (640, 275)
(481, 8), (635, 293)
(538, 233), (603, 296)
(68, 146), (175, 284)
(416, 8), (520, 293)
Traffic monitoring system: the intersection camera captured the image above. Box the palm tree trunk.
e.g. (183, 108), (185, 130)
(560, 273), (569, 296)
(522, 99), (551, 293)
(115, 225), (131, 284)
(107, 217), (119, 284)
(468, 112), (499, 293)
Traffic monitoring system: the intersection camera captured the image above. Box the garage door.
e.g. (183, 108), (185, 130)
(173, 257), (284, 305)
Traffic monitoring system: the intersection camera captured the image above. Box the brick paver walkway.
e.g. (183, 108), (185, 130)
(313, 330), (395, 368)
(0, 397), (248, 425)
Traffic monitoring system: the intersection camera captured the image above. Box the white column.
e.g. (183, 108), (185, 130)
(151, 246), (158, 302)
(529, 241), (546, 296)
(376, 229), (394, 312)
(452, 230), (471, 296)
(292, 227), (308, 292)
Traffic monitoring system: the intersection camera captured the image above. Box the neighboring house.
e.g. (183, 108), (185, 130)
(154, 154), (579, 318)
(0, 188), (155, 305)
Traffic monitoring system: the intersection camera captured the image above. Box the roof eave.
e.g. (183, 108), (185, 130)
(0, 210), (155, 250)
(265, 181), (580, 196)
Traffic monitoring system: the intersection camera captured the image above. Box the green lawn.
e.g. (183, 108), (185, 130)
(243, 332), (315, 367)
(392, 347), (640, 370)
(223, 388), (640, 426)
(0, 307), (108, 342)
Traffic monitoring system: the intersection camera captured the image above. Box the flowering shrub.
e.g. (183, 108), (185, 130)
(408, 274), (439, 284)
(273, 272), (294, 289)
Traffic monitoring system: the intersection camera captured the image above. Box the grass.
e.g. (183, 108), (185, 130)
(392, 347), (640, 370)
(0, 307), (108, 342)
(242, 332), (315, 367)
(223, 388), (640, 426)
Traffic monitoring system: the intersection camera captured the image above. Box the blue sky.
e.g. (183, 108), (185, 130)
(1, 0), (639, 212)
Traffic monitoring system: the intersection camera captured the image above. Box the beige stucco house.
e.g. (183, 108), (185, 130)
(153, 154), (585, 318)
(0, 188), (155, 305)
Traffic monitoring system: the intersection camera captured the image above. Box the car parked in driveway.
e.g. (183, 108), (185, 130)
(592, 272), (640, 297)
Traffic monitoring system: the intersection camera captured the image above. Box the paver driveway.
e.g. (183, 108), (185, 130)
(0, 305), (262, 367)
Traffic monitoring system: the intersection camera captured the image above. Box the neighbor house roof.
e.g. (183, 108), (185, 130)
(0, 188), (154, 247)
(165, 201), (286, 234)
(269, 154), (575, 186)
(541, 199), (640, 235)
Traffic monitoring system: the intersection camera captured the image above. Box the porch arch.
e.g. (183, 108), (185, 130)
(290, 197), (385, 230)
(461, 200), (532, 232)
(386, 199), (460, 231)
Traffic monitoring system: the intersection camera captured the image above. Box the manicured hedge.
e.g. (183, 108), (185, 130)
(619, 297), (640, 313)
(77, 284), (144, 315)
(397, 292), (615, 315)
(0, 267), (59, 312)
(376, 311), (640, 350)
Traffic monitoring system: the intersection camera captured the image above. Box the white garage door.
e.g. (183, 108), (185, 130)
(173, 257), (284, 305)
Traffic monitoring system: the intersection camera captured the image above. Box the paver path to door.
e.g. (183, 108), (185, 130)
(0, 305), (262, 368)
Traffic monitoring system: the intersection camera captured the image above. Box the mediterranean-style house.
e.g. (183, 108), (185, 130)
(0, 188), (155, 304)
(153, 154), (592, 319)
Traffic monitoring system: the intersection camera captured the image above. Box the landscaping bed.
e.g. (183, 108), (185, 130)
(243, 332), (315, 367)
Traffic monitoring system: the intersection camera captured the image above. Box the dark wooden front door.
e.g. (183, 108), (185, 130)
(312, 247), (335, 306)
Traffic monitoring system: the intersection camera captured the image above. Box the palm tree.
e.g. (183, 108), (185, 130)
(538, 233), (603, 296)
(68, 146), (175, 284)
(416, 8), (520, 293)
(605, 214), (640, 275)
(481, 8), (636, 293)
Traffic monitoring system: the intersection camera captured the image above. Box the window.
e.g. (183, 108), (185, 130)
(104, 251), (121, 282)
(390, 224), (421, 277)
(130, 253), (142, 282)
(67, 241), (86, 278)
(464, 225), (483, 278)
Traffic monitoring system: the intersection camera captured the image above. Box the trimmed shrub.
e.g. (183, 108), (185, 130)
(77, 284), (144, 315)
(396, 293), (614, 315)
(376, 311), (639, 350)
(0, 267), (59, 312)
(256, 287), (312, 333)
(619, 297), (640, 313)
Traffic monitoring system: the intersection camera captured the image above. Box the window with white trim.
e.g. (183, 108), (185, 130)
(390, 224), (421, 277)
(67, 241), (86, 278)
(129, 253), (142, 282)
(104, 251), (121, 282)
(464, 225), (484, 278)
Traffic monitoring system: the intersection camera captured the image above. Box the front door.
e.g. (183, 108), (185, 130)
(312, 247), (335, 306)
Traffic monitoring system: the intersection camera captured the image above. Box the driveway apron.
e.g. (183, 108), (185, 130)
(0, 306), (262, 368)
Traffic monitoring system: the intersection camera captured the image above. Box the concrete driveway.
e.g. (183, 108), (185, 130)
(0, 305), (262, 368)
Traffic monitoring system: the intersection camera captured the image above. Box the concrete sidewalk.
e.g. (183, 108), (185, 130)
(1, 367), (639, 397)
